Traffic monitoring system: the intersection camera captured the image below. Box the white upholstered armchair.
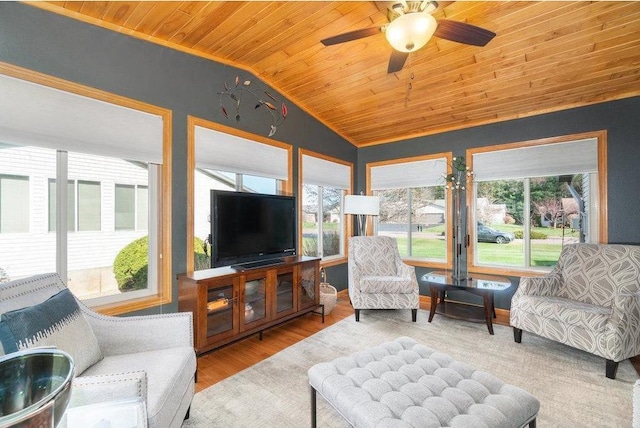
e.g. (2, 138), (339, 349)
(0, 273), (196, 427)
(510, 243), (640, 379)
(348, 236), (419, 322)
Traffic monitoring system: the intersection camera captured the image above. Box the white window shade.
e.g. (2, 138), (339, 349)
(302, 154), (350, 189)
(0, 74), (164, 163)
(473, 138), (598, 181)
(195, 126), (288, 180)
(370, 157), (447, 190)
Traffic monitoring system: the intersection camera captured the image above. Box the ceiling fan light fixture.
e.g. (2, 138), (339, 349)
(385, 12), (437, 53)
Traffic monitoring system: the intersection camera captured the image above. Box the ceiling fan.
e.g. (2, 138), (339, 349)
(321, 1), (496, 74)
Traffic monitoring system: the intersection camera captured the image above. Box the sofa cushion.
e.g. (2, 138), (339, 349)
(517, 295), (611, 331)
(360, 276), (416, 294)
(0, 288), (102, 375)
(82, 346), (196, 428)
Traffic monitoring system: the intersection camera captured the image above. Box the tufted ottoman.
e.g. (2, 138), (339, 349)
(308, 336), (539, 428)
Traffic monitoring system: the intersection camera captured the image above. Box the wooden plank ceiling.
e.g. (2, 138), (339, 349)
(30, 1), (640, 147)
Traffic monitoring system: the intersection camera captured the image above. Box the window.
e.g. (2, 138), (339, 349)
(470, 134), (605, 273)
(300, 151), (351, 261)
(302, 185), (345, 258)
(136, 186), (148, 231)
(115, 184), (135, 230)
(115, 184), (148, 231)
(49, 179), (75, 232)
(3, 146), (158, 302)
(0, 174), (29, 233)
(78, 180), (101, 231)
(369, 155), (448, 265)
(190, 121), (292, 271)
(0, 69), (170, 313)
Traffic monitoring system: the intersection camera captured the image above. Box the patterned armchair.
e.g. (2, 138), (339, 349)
(348, 236), (419, 322)
(511, 243), (640, 379)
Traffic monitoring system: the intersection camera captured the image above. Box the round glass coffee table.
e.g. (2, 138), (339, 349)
(421, 271), (511, 335)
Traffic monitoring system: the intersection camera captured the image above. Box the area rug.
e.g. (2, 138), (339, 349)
(183, 309), (638, 427)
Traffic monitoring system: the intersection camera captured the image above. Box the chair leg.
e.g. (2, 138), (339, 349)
(606, 359), (619, 379)
(355, 309), (360, 322)
(310, 385), (317, 428)
(411, 309), (417, 322)
(513, 327), (523, 343)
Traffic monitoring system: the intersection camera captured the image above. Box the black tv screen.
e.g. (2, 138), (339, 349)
(211, 190), (297, 268)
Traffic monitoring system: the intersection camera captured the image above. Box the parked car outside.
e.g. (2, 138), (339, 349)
(477, 225), (515, 244)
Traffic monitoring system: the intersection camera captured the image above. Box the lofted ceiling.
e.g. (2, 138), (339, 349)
(29, 1), (640, 147)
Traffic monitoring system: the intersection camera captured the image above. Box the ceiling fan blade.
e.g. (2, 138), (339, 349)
(321, 27), (382, 46)
(434, 19), (496, 47)
(387, 50), (409, 74)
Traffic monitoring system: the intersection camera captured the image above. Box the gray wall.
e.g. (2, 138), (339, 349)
(359, 96), (640, 308)
(0, 3), (356, 314)
(2, 3), (639, 312)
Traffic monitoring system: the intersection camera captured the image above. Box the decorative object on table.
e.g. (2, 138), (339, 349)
(318, 267), (337, 315)
(207, 298), (229, 312)
(0, 348), (74, 428)
(218, 75), (288, 137)
(244, 303), (255, 322)
(344, 193), (380, 236)
(442, 156), (473, 280)
(244, 280), (260, 296)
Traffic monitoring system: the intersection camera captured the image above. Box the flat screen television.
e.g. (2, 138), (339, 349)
(211, 190), (297, 269)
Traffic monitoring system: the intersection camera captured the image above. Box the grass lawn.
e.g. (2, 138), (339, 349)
(304, 221), (571, 268)
(390, 224), (570, 267)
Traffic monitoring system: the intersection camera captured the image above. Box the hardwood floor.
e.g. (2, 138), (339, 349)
(194, 291), (353, 392)
(194, 290), (640, 392)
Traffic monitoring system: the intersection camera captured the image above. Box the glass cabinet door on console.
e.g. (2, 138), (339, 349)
(274, 266), (296, 317)
(298, 262), (319, 310)
(205, 279), (238, 344)
(178, 256), (321, 355)
(241, 272), (268, 330)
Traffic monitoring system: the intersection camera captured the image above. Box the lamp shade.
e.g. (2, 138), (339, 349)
(385, 13), (437, 53)
(344, 195), (380, 215)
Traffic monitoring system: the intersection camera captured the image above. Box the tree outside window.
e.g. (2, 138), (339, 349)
(475, 176), (585, 268)
(302, 184), (344, 259)
(375, 186), (446, 261)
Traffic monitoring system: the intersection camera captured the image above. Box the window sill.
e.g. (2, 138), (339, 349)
(469, 265), (552, 278)
(320, 256), (347, 268)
